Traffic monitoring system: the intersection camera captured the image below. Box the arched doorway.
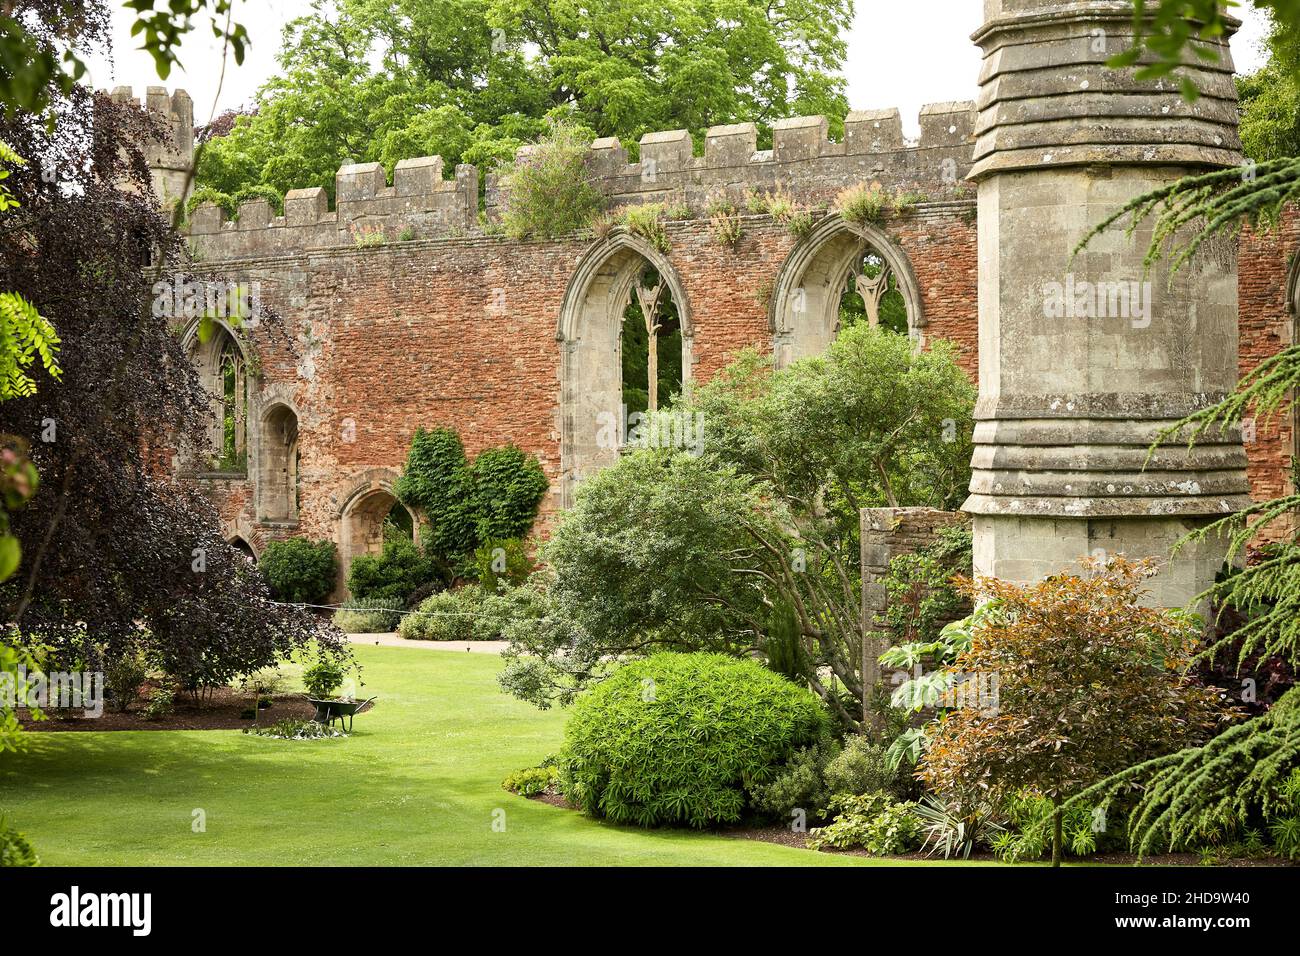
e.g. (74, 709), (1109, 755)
(557, 232), (693, 507)
(260, 403), (299, 521)
(337, 471), (419, 597)
(770, 217), (923, 368)
(228, 536), (256, 563)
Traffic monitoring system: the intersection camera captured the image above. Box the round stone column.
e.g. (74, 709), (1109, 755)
(964, 0), (1252, 605)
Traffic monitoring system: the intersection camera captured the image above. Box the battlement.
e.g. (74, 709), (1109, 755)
(111, 86), (194, 207)
(518, 102), (978, 215)
(124, 86), (976, 261)
(187, 158), (480, 258)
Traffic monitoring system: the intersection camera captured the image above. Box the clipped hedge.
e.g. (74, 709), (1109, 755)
(258, 538), (337, 604)
(560, 652), (829, 828)
(333, 597), (405, 634)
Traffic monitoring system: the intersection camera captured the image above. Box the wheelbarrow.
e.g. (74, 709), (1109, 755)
(307, 696), (376, 732)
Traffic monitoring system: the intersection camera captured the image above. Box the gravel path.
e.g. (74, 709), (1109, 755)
(346, 633), (508, 654)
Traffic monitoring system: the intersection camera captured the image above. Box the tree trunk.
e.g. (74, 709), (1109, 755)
(1052, 796), (1063, 868)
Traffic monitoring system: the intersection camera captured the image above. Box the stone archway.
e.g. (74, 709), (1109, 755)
(259, 402), (300, 521)
(769, 216), (924, 368)
(336, 469), (419, 598)
(228, 535), (257, 563)
(556, 231), (694, 507)
(181, 317), (250, 469)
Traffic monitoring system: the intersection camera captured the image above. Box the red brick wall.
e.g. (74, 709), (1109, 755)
(193, 201), (1295, 566)
(1238, 211), (1298, 514)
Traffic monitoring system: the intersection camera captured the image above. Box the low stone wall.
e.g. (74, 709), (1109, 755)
(860, 506), (971, 689)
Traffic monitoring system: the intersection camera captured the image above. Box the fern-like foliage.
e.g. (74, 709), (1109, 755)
(0, 291), (61, 400)
(1072, 688), (1300, 858)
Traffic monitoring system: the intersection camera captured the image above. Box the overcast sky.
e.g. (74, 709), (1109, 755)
(81, 0), (1272, 139)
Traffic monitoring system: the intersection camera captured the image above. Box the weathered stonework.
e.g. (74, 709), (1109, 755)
(124, 4), (1295, 601)
(966, 0), (1254, 606)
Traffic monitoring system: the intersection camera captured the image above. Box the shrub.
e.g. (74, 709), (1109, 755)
(559, 652), (829, 828)
(471, 445), (549, 543)
(991, 791), (1106, 863)
(141, 685), (175, 721)
(475, 538), (533, 593)
(184, 185), (236, 220)
(302, 658), (346, 699)
(499, 122), (603, 240)
(244, 718), (345, 740)
(748, 741), (835, 822)
(259, 538), (338, 605)
(807, 792), (923, 854)
(350, 223), (386, 247)
(502, 766), (559, 796)
(920, 558), (1233, 865)
(616, 202), (671, 252)
(824, 736), (898, 798)
(837, 182), (926, 226)
(762, 600), (807, 684)
(103, 647), (148, 713)
(397, 586), (485, 641)
(837, 182), (889, 224)
(913, 796), (1004, 860)
(238, 666), (286, 702)
(707, 196), (743, 247)
(334, 597), (405, 633)
(0, 818), (38, 867)
(231, 184), (284, 215)
(347, 536), (436, 603)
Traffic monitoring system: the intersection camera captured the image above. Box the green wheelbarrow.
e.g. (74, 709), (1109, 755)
(307, 696), (376, 732)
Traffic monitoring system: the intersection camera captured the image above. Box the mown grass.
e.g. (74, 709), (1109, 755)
(0, 645), (963, 866)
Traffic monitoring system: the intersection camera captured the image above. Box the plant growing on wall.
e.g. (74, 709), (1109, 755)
(396, 428), (548, 573)
(498, 121), (603, 240)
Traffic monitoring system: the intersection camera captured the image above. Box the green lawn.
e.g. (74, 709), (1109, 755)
(0, 645), (950, 866)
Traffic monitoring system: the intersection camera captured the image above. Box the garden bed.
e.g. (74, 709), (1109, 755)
(523, 796), (1296, 866)
(18, 687), (316, 732)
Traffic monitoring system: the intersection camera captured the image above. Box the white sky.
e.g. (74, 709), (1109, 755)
(81, 0), (1272, 139)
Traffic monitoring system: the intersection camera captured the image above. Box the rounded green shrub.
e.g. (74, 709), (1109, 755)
(258, 538), (337, 604)
(346, 536), (436, 603)
(560, 652), (829, 828)
(824, 736), (899, 798)
(395, 428), (478, 562)
(301, 657), (346, 699)
(398, 587), (485, 641)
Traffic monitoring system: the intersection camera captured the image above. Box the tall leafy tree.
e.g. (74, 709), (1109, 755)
(196, 0), (852, 199)
(500, 325), (974, 728)
(0, 6), (344, 690)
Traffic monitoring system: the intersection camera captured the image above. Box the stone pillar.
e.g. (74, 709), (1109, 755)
(964, 1), (1251, 606)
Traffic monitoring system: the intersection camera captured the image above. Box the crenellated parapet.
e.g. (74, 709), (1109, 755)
(486, 102), (979, 218)
(111, 85), (194, 208)
(121, 85), (976, 262)
(188, 158), (480, 259)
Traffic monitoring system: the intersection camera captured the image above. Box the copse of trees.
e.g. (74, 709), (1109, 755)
(499, 324), (976, 728)
(192, 0), (853, 201)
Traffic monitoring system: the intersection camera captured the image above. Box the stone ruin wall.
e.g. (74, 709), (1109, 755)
(112, 85), (1297, 589)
